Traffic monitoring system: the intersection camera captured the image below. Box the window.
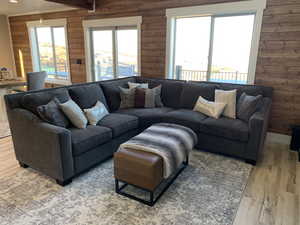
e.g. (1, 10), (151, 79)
(166, 0), (266, 84)
(91, 27), (138, 81)
(27, 19), (71, 85)
(83, 17), (142, 82)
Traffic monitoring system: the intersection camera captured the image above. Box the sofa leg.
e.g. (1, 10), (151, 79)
(19, 162), (29, 168)
(56, 179), (72, 186)
(245, 159), (257, 166)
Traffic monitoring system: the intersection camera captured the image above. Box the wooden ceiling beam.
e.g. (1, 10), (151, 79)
(45, 0), (94, 10)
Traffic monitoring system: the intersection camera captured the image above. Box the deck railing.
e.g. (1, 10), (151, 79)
(176, 66), (248, 84)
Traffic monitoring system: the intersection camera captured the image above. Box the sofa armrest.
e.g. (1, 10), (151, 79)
(244, 98), (272, 162)
(8, 108), (74, 181)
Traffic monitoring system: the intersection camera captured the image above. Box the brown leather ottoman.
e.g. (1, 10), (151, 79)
(113, 123), (196, 206)
(114, 148), (188, 206)
(114, 148), (164, 192)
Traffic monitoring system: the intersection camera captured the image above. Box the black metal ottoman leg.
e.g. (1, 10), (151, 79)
(115, 179), (120, 193)
(19, 162), (29, 168)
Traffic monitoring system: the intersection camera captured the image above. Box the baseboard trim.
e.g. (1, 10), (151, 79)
(266, 132), (291, 145)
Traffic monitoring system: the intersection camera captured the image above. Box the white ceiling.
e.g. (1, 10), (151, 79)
(0, 0), (75, 16)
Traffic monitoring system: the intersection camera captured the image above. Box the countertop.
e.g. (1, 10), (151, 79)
(0, 79), (26, 88)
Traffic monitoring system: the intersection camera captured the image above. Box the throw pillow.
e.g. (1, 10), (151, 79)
(60, 99), (88, 129)
(84, 101), (109, 125)
(193, 96), (226, 119)
(237, 93), (263, 122)
(119, 87), (136, 109)
(154, 85), (164, 107)
(215, 89), (237, 119)
(134, 85), (163, 108)
(37, 98), (70, 128)
(135, 88), (155, 108)
(128, 82), (149, 89)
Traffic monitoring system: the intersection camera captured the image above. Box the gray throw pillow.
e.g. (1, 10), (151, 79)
(119, 87), (136, 109)
(37, 98), (70, 128)
(60, 99), (88, 129)
(154, 85), (164, 107)
(84, 101), (109, 125)
(237, 93), (263, 122)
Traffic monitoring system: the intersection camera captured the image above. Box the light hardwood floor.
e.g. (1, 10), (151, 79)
(0, 136), (299, 225)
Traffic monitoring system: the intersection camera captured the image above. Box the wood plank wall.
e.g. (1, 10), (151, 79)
(8, 0), (300, 135)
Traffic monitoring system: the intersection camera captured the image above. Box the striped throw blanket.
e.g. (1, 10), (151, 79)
(119, 123), (198, 178)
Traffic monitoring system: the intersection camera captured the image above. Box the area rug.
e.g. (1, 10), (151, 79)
(0, 121), (11, 139)
(0, 150), (252, 225)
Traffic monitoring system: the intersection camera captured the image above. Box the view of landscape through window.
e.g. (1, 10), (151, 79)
(174, 14), (255, 84)
(92, 28), (138, 81)
(35, 26), (68, 80)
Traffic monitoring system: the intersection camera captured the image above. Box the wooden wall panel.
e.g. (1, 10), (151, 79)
(8, 0), (300, 135)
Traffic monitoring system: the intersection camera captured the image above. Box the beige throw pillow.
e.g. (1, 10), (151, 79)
(60, 99), (88, 129)
(193, 96), (226, 119)
(84, 101), (109, 125)
(128, 82), (149, 89)
(215, 89), (237, 119)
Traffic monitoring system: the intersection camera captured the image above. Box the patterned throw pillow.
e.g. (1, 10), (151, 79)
(84, 101), (109, 125)
(193, 96), (226, 119)
(135, 85), (163, 108)
(37, 98), (70, 128)
(237, 93), (263, 122)
(119, 87), (136, 109)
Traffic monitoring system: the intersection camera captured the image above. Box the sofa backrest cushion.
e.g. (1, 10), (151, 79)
(100, 77), (136, 112)
(21, 88), (70, 115)
(136, 77), (185, 108)
(68, 83), (108, 110)
(180, 82), (219, 109)
(197, 82), (273, 99)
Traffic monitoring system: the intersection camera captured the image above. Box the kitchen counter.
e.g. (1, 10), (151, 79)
(0, 79), (26, 88)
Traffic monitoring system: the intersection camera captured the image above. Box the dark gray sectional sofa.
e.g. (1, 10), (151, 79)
(5, 77), (273, 185)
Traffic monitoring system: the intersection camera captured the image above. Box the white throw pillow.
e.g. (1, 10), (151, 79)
(84, 101), (109, 125)
(193, 96), (226, 119)
(60, 99), (88, 129)
(215, 89), (237, 119)
(128, 82), (149, 89)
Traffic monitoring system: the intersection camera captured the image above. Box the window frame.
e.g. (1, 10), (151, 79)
(83, 16), (142, 82)
(165, 0), (267, 84)
(27, 19), (71, 85)
(89, 25), (138, 81)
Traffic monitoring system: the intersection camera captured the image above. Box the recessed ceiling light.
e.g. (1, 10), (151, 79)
(9, 0), (19, 3)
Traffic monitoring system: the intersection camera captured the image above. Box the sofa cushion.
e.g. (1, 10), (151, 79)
(180, 82), (219, 109)
(100, 77), (136, 112)
(117, 107), (174, 128)
(201, 82), (273, 99)
(70, 125), (112, 156)
(136, 77), (185, 108)
(162, 109), (207, 132)
(68, 83), (108, 109)
(22, 88), (70, 115)
(200, 117), (249, 142)
(97, 113), (138, 137)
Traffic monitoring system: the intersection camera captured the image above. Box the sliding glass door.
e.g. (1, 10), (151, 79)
(172, 14), (255, 84)
(90, 26), (138, 81)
